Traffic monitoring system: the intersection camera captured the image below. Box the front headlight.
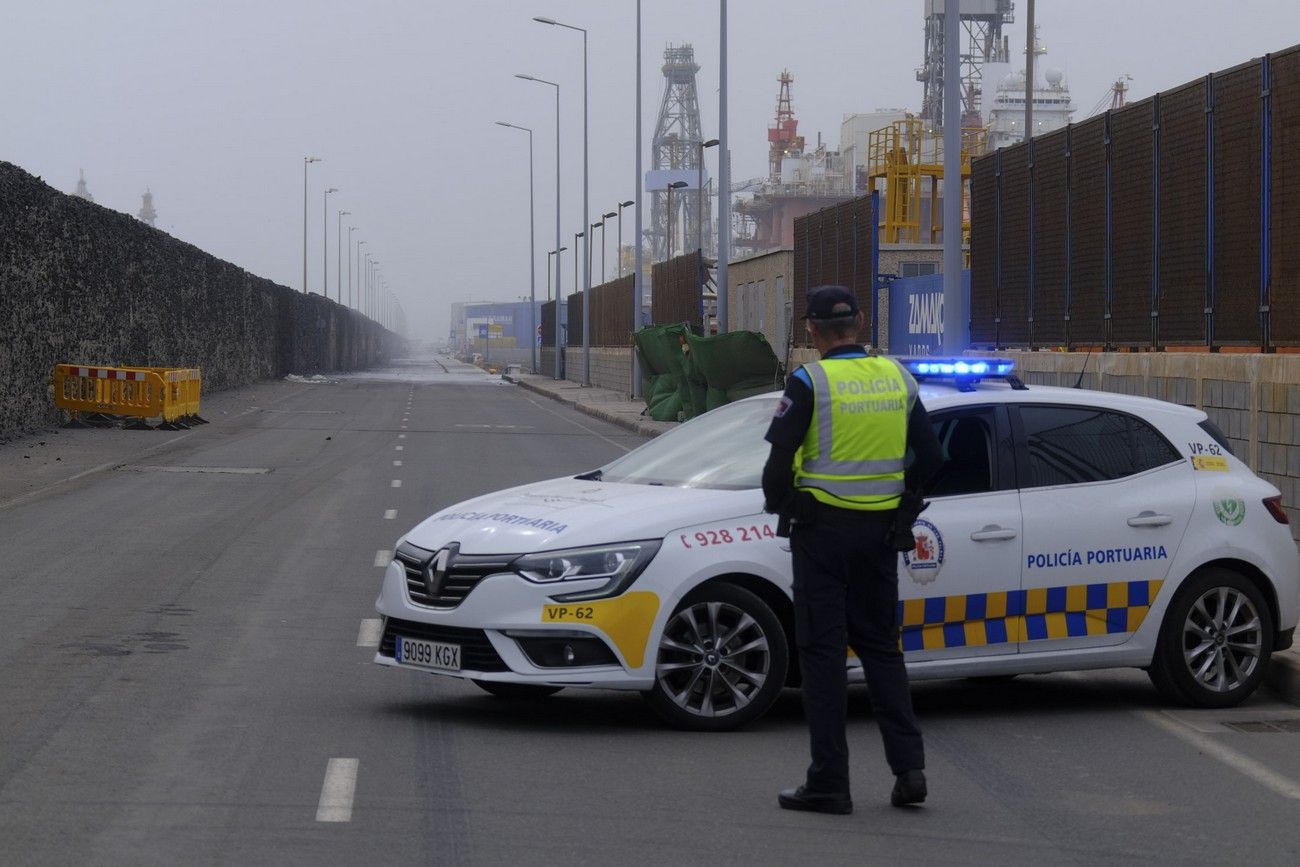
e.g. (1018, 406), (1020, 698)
(511, 540), (661, 602)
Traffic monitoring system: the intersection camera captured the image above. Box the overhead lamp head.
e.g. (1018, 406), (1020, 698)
(668, 180), (688, 189)
(603, 211), (617, 219)
(703, 138), (720, 148)
(514, 73), (535, 81)
(305, 156), (321, 163)
(533, 16), (557, 25)
(619, 200), (635, 208)
(326, 187), (338, 193)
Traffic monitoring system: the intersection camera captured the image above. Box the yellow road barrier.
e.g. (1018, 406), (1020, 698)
(51, 365), (206, 430)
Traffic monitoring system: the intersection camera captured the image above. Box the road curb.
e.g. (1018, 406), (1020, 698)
(504, 375), (672, 439)
(1267, 650), (1300, 706)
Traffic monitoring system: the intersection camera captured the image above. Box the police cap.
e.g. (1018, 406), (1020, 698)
(804, 285), (859, 321)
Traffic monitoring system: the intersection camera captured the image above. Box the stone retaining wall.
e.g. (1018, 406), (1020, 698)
(0, 161), (400, 437)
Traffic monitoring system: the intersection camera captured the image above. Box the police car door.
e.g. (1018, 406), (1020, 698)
(1014, 404), (1194, 653)
(898, 405), (1023, 660)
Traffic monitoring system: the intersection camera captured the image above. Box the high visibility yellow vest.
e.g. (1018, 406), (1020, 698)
(794, 356), (917, 511)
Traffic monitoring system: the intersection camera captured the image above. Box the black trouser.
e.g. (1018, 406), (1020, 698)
(791, 510), (924, 792)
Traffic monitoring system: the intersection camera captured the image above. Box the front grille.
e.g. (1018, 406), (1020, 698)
(379, 617), (509, 672)
(395, 542), (514, 609)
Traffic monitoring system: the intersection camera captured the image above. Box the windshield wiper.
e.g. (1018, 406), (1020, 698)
(574, 469), (603, 481)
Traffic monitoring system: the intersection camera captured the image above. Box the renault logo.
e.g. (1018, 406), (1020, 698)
(424, 543), (458, 598)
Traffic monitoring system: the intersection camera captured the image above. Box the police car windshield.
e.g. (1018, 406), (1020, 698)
(596, 397), (778, 490)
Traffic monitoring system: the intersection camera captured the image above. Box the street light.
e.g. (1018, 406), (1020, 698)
(347, 226), (359, 308)
(356, 240), (367, 312)
(336, 209), (350, 304)
(322, 187), (338, 296)
(534, 14), (591, 385)
(515, 72), (563, 382)
(496, 120), (537, 374)
(547, 246), (567, 301)
(573, 230), (584, 348)
(600, 211), (617, 283)
(302, 156), (320, 293)
(590, 220), (602, 293)
(364, 252), (372, 318)
(667, 180), (688, 260)
(616, 200), (634, 278)
(699, 138), (719, 256)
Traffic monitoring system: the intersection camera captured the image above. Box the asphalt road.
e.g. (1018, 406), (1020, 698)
(2, 358), (1299, 866)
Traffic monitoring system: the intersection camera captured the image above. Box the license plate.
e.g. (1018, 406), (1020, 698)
(395, 636), (461, 671)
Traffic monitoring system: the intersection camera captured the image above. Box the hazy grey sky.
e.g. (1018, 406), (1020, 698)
(5, 1), (1299, 341)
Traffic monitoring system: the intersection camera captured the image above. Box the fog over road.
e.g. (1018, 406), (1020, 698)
(2, 358), (1298, 865)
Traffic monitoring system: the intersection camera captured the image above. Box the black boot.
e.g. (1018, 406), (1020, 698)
(890, 770), (927, 807)
(778, 786), (853, 815)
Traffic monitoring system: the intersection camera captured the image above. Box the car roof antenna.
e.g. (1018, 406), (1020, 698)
(1072, 343), (1095, 389)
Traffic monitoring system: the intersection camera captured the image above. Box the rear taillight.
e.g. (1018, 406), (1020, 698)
(1264, 496), (1289, 524)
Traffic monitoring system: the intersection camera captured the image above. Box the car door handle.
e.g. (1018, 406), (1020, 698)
(1127, 511), (1172, 528)
(970, 525), (1018, 542)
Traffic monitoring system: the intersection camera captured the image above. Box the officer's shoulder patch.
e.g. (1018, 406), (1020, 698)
(773, 396), (793, 419)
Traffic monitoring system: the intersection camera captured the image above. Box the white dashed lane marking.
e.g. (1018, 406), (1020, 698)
(395, 445), (403, 451)
(391, 479), (402, 488)
(357, 618), (383, 647)
(316, 758), (359, 822)
(384, 509), (397, 520)
(374, 549), (392, 567)
(398, 434), (406, 439)
(393, 460), (402, 467)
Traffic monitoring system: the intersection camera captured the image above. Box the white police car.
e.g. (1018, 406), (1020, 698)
(373, 358), (1299, 730)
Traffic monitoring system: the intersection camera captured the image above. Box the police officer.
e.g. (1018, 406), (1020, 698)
(763, 285), (943, 814)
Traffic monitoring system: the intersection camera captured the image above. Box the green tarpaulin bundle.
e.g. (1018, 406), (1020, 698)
(634, 324), (783, 422)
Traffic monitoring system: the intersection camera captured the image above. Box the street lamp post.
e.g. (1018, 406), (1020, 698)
(666, 180), (688, 260)
(322, 187), (337, 296)
(535, 15), (590, 384)
(600, 211), (616, 283)
(364, 253), (372, 318)
(496, 121), (537, 373)
(336, 209), (350, 304)
(515, 72), (562, 381)
(590, 221), (602, 292)
(573, 232), (584, 300)
(634, 0), (644, 397)
(717, 0), (731, 333)
(356, 240), (367, 312)
(347, 226), (358, 308)
(699, 139), (719, 256)
(616, 200), (634, 278)
(302, 156), (320, 293)
(547, 246), (567, 301)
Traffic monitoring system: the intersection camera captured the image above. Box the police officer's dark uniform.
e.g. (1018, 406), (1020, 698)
(763, 285), (943, 814)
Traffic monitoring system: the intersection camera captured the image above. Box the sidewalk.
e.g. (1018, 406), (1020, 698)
(501, 371), (1299, 707)
(502, 373), (678, 439)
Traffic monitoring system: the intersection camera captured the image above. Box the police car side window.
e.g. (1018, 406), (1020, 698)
(1019, 406), (1179, 487)
(927, 411), (995, 497)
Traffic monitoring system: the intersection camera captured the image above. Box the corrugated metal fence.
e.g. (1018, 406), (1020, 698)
(791, 194), (877, 347)
(651, 251), (706, 329)
(972, 45), (1300, 350)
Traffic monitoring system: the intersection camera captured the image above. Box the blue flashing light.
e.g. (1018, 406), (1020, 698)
(899, 356), (1017, 383)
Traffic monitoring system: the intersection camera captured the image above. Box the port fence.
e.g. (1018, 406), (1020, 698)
(970, 44), (1300, 351)
(791, 194), (879, 348)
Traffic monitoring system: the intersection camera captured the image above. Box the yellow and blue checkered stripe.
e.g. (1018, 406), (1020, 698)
(897, 579), (1164, 652)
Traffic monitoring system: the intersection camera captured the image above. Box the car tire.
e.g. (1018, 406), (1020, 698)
(472, 680), (563, 700)
(1148, 567), (1274, 708)
(643, 582), (789, 732)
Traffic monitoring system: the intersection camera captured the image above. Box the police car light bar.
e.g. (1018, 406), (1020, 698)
(897, 357), (1026, 391)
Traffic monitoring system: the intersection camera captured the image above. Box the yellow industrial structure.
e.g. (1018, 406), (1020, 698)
(866, 118), (987, 246)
